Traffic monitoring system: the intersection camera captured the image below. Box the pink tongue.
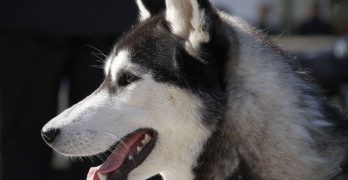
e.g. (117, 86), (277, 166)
(86, 132), (144, 180)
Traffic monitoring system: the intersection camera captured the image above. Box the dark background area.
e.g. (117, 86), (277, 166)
(0, 1), (138, 180)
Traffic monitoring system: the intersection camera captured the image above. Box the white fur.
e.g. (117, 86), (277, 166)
(188, 0), (210, 48)
(136, 0), (151, 21)
(42, 2), (345, 180)
(109, 50), (130, 83)
(135, 0), (210, 57)
(42, 90), (116, 156)
(43, 50), (211, 179)
(165, 0), (192, 38)
(219, 12), (336, 179)
(104, 57), (112, 75)
(165, 0), (210, 56)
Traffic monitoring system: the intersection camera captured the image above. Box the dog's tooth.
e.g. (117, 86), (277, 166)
(98, 173), (107, 180)
(142, 134), (152, 145)
(145, 133), (152, 140)
(141, 139), (147, 145)
(128, 155), (134, 160)
(141, 136), (151, 145)
(137, 146), (143, 153)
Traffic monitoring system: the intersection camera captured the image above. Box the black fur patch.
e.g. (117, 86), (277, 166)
(110, 12), (235, 178)
(228, 158), (261, 180)
(115, 14), (229, 105)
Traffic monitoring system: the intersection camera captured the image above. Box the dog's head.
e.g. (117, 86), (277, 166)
(42, 0), (227, 179)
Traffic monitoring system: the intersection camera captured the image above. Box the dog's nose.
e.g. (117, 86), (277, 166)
(41, 128), (60, 143)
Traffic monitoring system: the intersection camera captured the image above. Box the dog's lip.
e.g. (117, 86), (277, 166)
(87, 128), (157, 180)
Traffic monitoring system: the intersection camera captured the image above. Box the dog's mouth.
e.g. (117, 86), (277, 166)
(87, 129), (157, 180)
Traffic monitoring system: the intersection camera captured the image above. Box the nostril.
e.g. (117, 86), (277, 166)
(41, 128), (60, 143)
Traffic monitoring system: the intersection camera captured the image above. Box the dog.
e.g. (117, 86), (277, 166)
(41, 0), (348, 179)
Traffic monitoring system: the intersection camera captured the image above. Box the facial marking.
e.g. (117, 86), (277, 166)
(104, 57), (112, 75)
(136, 0), (151, 21)
(109, 50), (131, 83)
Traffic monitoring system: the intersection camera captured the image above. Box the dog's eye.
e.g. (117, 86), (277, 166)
(118, 72), (140, 86)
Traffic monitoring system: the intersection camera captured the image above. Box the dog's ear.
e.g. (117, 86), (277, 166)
(165, 0), (216, 56)
(136, 0), (165, 21)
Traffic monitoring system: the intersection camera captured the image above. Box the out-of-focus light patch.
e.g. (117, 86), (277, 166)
(334, 38), (348, 59)
(333, 3), (344, 17)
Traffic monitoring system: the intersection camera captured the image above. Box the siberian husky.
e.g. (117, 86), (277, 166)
(42, 0), (348, 179)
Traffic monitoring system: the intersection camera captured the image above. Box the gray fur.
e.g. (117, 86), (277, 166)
(193, 12), (348, 180)
(41, 1), (348, 179)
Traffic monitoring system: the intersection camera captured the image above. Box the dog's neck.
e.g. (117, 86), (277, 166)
(192, 127), (257, 180)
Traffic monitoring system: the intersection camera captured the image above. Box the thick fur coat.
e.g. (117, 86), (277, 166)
(42, 0), (348, 179)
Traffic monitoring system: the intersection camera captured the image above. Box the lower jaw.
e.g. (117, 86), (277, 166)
(89, 129), (158, 180)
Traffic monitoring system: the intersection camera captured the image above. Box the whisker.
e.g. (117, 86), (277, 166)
(85, 44), (107, 58)
(90, 64), (104, 69)
(91, 52), (107, 62)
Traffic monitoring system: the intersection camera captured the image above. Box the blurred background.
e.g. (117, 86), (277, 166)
(0, 0), (348, 180)
(212, 0), (348, 109)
